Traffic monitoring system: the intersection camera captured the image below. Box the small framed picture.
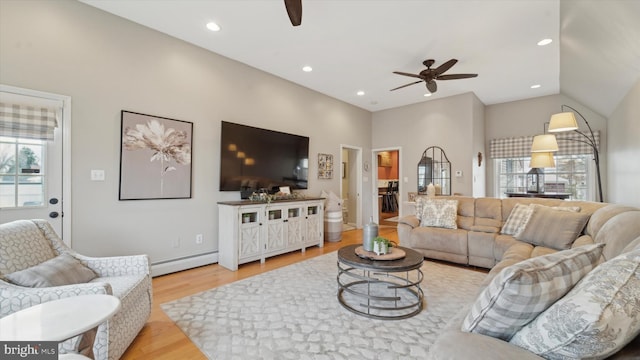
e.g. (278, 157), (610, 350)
(408, 192), (417, 202)
(279, 186), (291, 194)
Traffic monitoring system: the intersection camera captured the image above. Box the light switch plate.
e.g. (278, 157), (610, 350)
(91, 169), (105, 181)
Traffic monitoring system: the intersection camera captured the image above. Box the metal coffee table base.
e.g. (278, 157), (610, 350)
(337, 262), (424, 320)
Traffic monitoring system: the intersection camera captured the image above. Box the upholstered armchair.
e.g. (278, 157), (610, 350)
(0, 219), (152, 360)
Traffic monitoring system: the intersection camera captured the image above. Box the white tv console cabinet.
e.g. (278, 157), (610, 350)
(218, 198), (325, 271)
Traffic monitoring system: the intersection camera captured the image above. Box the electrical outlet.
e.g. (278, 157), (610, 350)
(196, 234), (203, 244)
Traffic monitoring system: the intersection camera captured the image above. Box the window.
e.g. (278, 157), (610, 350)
(0, 136), (46, 208)
(495, 154), (592, 200)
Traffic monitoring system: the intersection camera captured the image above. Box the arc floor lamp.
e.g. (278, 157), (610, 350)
(531, 105), (603, 202)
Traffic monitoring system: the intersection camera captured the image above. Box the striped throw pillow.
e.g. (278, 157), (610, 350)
(461, 243), (604, 341)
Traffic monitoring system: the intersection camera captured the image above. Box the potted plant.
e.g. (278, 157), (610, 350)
(372, 236), (394, 255)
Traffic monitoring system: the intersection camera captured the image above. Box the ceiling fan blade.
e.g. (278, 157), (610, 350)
(390, 81), (423, 91)
(284, 0), (302, 26)
(437, 74), (478, 80)
(434, 59), (458, 75)
(393, 71), (423, 79)
(433, 59), (458, 76)
(426, 80), (437, 93)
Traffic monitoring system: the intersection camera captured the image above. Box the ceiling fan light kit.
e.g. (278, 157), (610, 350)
(391, 59), (478, 93)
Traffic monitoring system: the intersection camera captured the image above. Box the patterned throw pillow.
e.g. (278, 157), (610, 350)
(510, 247), (640, 359)
(419, 199), (458, 229)
(5, 253), (97, 288)
(461, 243), (604, 341)
(501, 203), (533, 236)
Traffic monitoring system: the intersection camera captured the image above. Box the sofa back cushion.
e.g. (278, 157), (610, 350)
(452, 196), (475, 230)
(595, 210), (640, 261)
(474, 197), (502, 228)
(0, 220), (56, 275)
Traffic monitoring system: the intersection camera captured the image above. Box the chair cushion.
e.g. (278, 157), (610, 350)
(461, 243), (604, 341)
(5, 253), (98, 287)
(515, 205), (590, 250)
(510, 247), (640, 359)
(419, 199), (458, 229)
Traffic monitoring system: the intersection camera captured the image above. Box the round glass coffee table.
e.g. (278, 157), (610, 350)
(337, 244), (424, 320)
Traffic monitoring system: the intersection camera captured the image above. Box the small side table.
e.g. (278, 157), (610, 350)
(337, 244), (424, 320)
(0, 294), (121, 359)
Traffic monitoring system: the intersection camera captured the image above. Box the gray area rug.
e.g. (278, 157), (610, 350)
(161, 252), (486, 360)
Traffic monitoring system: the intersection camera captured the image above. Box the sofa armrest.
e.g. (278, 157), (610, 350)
(0, 280), (112, 317)
(73, 254), (151, 277)
(398, 215), (420, 228)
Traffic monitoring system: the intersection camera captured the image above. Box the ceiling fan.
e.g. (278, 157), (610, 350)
(284, 0), (302, 26)
(391, 59), (478, 93)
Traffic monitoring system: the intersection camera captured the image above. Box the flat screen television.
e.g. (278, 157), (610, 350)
(219, 121), (309, 198)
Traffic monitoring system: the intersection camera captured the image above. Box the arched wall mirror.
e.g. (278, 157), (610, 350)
(417, 146), (451, 195)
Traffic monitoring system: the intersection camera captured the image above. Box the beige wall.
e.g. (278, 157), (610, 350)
(607, 78), (640, 207)
(372, 92), (481, 205)
(0, 0), (372, 266)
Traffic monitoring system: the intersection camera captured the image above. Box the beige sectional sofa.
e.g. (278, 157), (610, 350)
(398, 196), (640, 359)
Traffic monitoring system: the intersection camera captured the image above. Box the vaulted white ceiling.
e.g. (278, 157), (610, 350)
(81, 0), (640, 116)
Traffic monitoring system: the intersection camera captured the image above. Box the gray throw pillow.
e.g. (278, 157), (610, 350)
(5, 253), (98, 287)
(515, 205), (590, 250)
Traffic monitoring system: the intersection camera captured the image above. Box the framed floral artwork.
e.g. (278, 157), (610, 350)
(119, 110), (192, 200)
(317, 153), (333, 179)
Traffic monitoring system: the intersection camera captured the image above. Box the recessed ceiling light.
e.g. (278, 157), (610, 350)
(302, 66), (313, 72)
(206, 22), (221, 32)
(537, 38), (552, 46)
(357, 91), (365, 96)
(531, 84), (541, 89)
(424, 93), (432, 97)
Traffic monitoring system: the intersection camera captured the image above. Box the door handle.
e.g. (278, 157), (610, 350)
(49, 212), (59, 218)
(49, 198), (59, 205)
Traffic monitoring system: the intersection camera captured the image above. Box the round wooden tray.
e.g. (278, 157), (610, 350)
(355, 246), (406, 261)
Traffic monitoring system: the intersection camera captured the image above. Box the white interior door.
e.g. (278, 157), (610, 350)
(0, 86), (71, 242)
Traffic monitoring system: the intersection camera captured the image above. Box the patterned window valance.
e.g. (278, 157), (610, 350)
(490, 131), (600, 159)
(0, 102), (59, 141)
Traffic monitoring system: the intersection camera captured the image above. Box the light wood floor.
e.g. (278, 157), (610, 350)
(121, 226), (399, 359)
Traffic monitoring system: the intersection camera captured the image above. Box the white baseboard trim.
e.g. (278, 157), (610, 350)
(151, 252), (218, 277)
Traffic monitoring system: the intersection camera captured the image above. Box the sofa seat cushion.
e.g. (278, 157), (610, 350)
(515, 205), (590, 250)
(510, 247), (640, 359)
(462, 244), (604, 341)
(410, 226), (468, 255)
(5, 253), (98, 288)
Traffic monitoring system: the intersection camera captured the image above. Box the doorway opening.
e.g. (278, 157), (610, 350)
(372, 147), (402, 227)
(340, 145), (362, 231)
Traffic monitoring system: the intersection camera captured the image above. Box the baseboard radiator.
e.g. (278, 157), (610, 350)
(151, 251), (218, 277)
